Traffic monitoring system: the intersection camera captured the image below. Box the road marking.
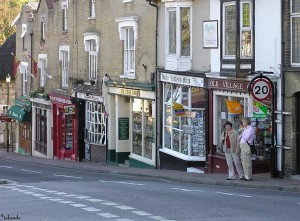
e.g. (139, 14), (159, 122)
(114, 205), (135, 210)
(45, 190), (58, 193)
(132, 211), (152, 216)
(115, 219), (134, 221)
(150, 216), (176, 221)
(54, 192), (68, 195)
(70, 203), (87, 208)
(215, 192), (235, 196)
(171, 188), (206, 193)
(97, 213), (119, 218)
(99, 180), (145, 186)
(32, 193), (45, 197)
(59, 201), (75, 204)
(53, 174), (83, 179)
(39, 197), (54, 199)
(75, 195), (90, 199)
(49, 198), (64, 202)
(23, 191), (35, 195)
(82, 207), (101, 212)
(240, 195), (253, 198)
(0, 166), (13, 169)
(101, 202), (119, 206)
(64, 194), (78, 197)
(86, 198), (103, 202)
(21, 169), (42, 174)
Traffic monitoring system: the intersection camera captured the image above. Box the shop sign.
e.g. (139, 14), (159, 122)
(49, 93), (72, 105)
(120, 88), (140, 97)
(161, 73), (204, 87)
(253, 105), (268, 118)
(208, 78), (248, 92)
(76, 92), (104, 102)
(64, 105), (75, 115)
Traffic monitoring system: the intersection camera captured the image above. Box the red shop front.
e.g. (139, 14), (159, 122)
(49, 93), (78, 160)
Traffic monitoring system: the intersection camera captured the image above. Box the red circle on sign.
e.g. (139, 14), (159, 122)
(251, 78), (271, 101)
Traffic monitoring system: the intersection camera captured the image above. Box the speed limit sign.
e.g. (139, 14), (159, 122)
(251, 78), (271, 101)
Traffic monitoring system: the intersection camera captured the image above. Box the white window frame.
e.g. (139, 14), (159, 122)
(62, 4), (68, 31)
(40, 15), (46, 41)
(83, 33), (99, 80)
(291, 0), (300, 66)
(240, 1), (253, 59)
(89, 0), (96, 19)
(165, 2), (192, 71)
(86, 102), (106, 145)
(38, 54), (48, 87)
(20, 24), (27, 38)
(20, 62), (29, 96)
(123, 0), (133, 3)
(222, 2), (236, 59)
(59, 46), (70, 88)
(115, 16), (138, 79)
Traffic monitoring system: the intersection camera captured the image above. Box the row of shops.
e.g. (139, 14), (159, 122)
(8, 70), (276, 176)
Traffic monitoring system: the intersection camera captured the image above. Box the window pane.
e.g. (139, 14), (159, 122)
(292, 17), (300, 64)
(224, 4), (236, 56)
(292, 0), (300, 13)
(180, 7), (190, 56)
(241, 31), (252, 57)
(242, 3), (250, 27)
(169, 9), (176, 54)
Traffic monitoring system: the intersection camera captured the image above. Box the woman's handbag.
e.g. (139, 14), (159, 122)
(246, 141), (257, 155)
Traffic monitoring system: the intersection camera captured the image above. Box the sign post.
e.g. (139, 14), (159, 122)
(248, 73), (276, 178)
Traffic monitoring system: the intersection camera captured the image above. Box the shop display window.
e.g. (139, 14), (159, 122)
(214, 92), (272, 160)
(162, 83), (206, 158)
(35, 108), (47, 154)
(132, 99), (153, 160)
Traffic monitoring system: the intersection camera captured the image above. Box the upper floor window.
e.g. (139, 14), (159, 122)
(59, 46), (70, 88)
(62, 0), (68, 31)
(222, 1), (253, 59)
(20, 62), (29, 96)
(89, 0), (96, 19)
(291, 0), (300, 65)
(116, 16), (138, 78)
(38, 54), (48, 87)
(21, 24), (27, 51)
(84, 33), (99, 80)
(40, 15), (46, 41)
(166, 5), (191, 57)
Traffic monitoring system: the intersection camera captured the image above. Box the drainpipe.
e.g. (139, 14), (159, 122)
(146, 0), (159, 169)
(280, 0), (285, 179)
(30, 32), (33, 91)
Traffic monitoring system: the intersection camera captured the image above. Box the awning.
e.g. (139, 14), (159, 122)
(8, 105), (31, 122)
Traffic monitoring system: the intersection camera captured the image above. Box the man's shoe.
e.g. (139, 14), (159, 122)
(244, 178), (252, 181)
(239, 176), (245, 180)
(226, 178), (235, 180)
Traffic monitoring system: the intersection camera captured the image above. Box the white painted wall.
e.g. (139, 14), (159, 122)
(210, 0), (221, 73)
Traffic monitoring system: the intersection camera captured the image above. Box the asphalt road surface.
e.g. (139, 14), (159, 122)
(0, 159), (299, 221)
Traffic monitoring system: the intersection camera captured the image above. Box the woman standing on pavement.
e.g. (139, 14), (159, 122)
(239, 117), (255, 181)
(221, 121), (244, 180)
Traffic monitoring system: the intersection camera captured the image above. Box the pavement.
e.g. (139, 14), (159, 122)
(1, 148), (300, 193)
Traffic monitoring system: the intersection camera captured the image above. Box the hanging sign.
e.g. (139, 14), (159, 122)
(253, 105), (268, 118)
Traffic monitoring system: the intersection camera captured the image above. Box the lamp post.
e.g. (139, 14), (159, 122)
(6, 74), (11, 152)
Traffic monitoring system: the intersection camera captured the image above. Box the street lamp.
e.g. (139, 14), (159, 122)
(6, 74), (11, 152)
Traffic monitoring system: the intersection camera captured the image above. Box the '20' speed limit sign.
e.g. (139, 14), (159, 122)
(251, 78), (271, 101)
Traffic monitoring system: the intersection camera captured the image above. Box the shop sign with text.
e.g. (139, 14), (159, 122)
(161, 73), (204, 87)
(208, 78), (248, 92)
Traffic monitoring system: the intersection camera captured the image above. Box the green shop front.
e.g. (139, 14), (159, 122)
(104, 80), (156, 168)
(8, 96), (32, 155)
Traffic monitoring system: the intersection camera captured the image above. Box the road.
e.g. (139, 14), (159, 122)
(0, 159), (299, 221)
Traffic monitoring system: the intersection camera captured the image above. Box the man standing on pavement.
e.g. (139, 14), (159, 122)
(239, 117), (255, 181)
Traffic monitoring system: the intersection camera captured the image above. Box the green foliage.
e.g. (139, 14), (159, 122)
(0, 0), (29, 45)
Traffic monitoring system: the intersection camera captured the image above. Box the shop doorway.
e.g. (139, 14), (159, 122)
(295, 93), (300, 174)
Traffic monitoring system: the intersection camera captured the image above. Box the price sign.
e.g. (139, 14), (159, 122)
(251, 78), (271, 101)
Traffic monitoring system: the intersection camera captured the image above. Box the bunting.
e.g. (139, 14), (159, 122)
(28, 54), (38, 77)
(226, 100), (243, 115)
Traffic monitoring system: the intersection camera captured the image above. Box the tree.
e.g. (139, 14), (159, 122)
(0, 0), (28, 45)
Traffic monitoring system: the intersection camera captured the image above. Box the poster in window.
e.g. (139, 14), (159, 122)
(203, 20), (218, 49)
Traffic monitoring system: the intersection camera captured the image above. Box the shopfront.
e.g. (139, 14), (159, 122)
(49, 93), (78, 160)
(104, 81), (156, 168)
(31, 97), (53, 158)
(8, 96), (32, 155)
(207, 77), (274, 174)
(159, 72), (208, 172)
(71, 89), (106, 163)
